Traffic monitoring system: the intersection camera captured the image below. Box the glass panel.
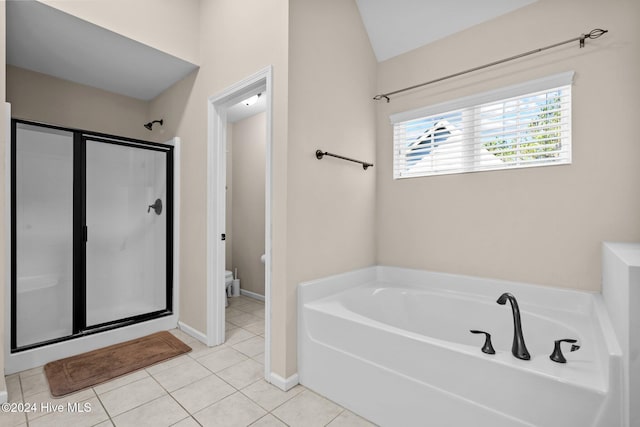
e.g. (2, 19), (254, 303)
(85, 140), (167, 326)
(15, 124), (74, 347)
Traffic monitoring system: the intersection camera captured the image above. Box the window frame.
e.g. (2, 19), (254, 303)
(390, 71), (574, 179)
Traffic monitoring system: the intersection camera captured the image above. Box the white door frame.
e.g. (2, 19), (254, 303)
(206, 66), (273, 381)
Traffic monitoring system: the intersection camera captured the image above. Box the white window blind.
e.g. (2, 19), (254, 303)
(391, 72), (573, 179)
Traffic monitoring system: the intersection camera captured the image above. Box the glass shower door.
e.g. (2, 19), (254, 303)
(84, 138), (171, 327)
(13, 123), (74, 348)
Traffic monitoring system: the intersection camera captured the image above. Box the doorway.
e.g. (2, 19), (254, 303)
(207, 67), (272, 381)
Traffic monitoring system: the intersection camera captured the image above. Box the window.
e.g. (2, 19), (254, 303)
(392, 72), (573, 179)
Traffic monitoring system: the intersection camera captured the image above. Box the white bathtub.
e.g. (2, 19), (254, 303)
(298, 266), (623, 427)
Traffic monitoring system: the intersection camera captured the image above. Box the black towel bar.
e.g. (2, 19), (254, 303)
(315, 150), (373, 170)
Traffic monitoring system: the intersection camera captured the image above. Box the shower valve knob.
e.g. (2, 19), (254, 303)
(148, 198), (163, 215)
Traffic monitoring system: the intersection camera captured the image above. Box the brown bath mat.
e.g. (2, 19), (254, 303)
(44, 331), (191, 397)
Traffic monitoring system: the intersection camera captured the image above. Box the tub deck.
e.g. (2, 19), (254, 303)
(298, 266), (622, 427)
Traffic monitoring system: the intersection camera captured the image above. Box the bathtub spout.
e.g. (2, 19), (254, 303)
(496, 293), (530, 360)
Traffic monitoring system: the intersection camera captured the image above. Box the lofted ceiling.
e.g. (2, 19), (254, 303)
(5, 0), (537, 104)
(355, 0), (537, 62)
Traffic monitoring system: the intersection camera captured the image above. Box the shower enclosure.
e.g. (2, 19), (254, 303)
(11, 119), (173, 352)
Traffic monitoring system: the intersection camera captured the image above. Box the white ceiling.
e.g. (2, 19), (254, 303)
(226, 94), (267, 124)
(6, 0), (199, 101)
(5, 1), (538, 102)
(355, 0), (537, 62)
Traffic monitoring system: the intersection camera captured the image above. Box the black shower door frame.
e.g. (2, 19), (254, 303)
(10, 119), (174, 352)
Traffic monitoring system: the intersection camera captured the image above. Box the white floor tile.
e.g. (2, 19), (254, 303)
(0, 408), (27, 427)
(145, 355), (192, 375)
(150, 358), (212, 392)
(224, 328), (255, 346)
(225, 308), (244, 318)
(327, 409), (376, 426)
(198, 348), (247, 373)
(5, 375), (22, 404)
(98, 377), (166, 416)
(250, 414), (287, 426)
(241, 380), (304, 412)
(216, 359), (263, 389)
(183, 339), (209, 354)
(27, 396), (108, 427)
(25, 388), (95, 421)
(171, 417), (200, 427)
(189, 343), (228, 360)
(272, 390), (343, 427)
(229, 297), (255, 309)
(227, 312), (262, 328)
(5, 324), (373, 427)
(235, 302), (264, 315)
(112, 395), (188, 427)
(18, 366), (44, 380)
(171, 374), (235, 414)
(232, 336), (265, 357)
(193, 392), (266, 427)
(20, 373), (49, 398)
(243, 321), (265, 335)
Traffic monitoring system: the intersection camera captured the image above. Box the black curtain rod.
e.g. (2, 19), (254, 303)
(373, 28), (608, 103)
(316, 150), (373, 170)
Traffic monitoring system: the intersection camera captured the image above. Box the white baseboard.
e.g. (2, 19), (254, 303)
(239, 289), (265, 302)
(269, 372), (299, 391)
(177, 321), (207, 344)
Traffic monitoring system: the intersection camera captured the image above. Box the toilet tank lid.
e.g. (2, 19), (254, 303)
(225, 270), (233, 278)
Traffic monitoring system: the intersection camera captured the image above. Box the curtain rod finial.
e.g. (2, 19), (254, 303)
(580, 28), (608, 48)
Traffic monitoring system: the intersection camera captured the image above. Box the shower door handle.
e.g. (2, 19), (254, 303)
(83, 225), (88, 242)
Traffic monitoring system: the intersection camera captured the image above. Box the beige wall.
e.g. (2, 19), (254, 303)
(154, 0), (377, 378)
(230, 112), (266, 296)
(40, 0), (200, 64)
(225, 126), (233, 270)
(148, 0), (290, 376)
(286, 0), (377, 376)
(7, 66), (150, 140)
(7, 0), (624, 386)
(376, 0), (640, 292)
(2, 0), (377, 383)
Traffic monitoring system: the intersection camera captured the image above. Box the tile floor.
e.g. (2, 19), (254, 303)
(1, 295), (376, 427)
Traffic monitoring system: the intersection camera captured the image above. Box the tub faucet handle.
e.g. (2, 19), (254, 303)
(549, 338), (580, 363)
(470, 330), (496, 355)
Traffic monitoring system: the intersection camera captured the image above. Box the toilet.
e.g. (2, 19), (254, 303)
(225, 270), (234, 307)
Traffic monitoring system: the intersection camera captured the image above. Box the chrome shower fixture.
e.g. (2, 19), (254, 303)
(144, 119), (163, 130)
